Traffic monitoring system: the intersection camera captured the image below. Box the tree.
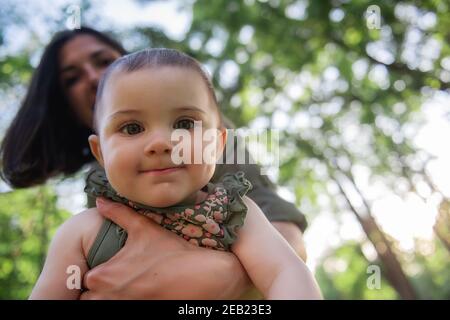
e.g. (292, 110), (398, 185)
(0, 186), (69, 299)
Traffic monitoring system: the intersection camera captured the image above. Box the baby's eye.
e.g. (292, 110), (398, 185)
(174, 119), (195, 130)
(120, 123), (144, 135)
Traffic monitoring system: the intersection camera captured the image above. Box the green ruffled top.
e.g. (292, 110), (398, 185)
(84, 168), (252, 268)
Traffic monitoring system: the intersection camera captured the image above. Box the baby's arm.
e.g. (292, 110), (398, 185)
(232, 197), (322, 300)
(29, 208), (102, 299)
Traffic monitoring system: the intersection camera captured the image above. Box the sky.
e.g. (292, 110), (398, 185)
(1, 0), (449, 273)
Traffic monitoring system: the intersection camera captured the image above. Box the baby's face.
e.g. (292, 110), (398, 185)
(89, 66), (226, 207)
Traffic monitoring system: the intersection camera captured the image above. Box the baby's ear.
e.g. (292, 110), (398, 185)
(88, 134), (105, 167)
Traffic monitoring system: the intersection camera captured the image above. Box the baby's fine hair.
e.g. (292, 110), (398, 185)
(94, 48), (222, 132)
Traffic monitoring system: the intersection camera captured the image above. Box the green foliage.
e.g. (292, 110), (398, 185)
(315, 241), (398, 299)
(409, 239), (450, 299)
(0, 55), (32, 89)
(316, 239), (450, 300)
(0, 187), (70, 299)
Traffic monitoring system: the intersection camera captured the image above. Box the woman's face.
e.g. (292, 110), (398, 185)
(59, 34), (122, 128)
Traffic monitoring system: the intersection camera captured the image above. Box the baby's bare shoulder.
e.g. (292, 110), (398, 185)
(60, 208), (105, 258)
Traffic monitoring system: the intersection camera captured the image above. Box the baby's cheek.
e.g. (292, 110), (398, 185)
(105, 169), (124, 194)
(104, 158), (134, 194)
(187, 164), (216, 189)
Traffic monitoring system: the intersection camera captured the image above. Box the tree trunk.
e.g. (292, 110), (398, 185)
(333, 170), (418, 299)
(434, 199), (450, 252)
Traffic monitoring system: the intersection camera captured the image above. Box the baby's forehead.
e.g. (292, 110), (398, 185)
(95, 66), (222, 128)
(103, 68), (208, 104)
(104, 66), (200, 92)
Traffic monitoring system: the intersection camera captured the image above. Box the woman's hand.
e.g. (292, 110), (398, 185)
(80, 198), (251, 300)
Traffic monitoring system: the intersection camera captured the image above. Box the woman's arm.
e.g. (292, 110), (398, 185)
(29, 209), (99, 300)
(232, 197), (322, 300)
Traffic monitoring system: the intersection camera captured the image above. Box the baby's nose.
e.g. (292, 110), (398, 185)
(144, 133), (172, 155)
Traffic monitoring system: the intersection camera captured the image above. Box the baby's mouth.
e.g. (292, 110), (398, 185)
(139, 166), (185, 176)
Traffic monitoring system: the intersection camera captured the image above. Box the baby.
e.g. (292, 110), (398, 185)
(30, 48), (322, 300)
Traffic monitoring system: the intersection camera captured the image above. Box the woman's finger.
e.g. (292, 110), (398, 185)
(95, 197), (148, 233)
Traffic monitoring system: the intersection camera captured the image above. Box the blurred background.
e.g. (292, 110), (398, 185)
(0, 0), (449, 299)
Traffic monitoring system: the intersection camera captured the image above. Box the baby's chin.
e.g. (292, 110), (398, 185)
(129, 193), (190, 208)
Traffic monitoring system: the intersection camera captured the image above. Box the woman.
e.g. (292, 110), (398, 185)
(1, 27), (308, 299)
